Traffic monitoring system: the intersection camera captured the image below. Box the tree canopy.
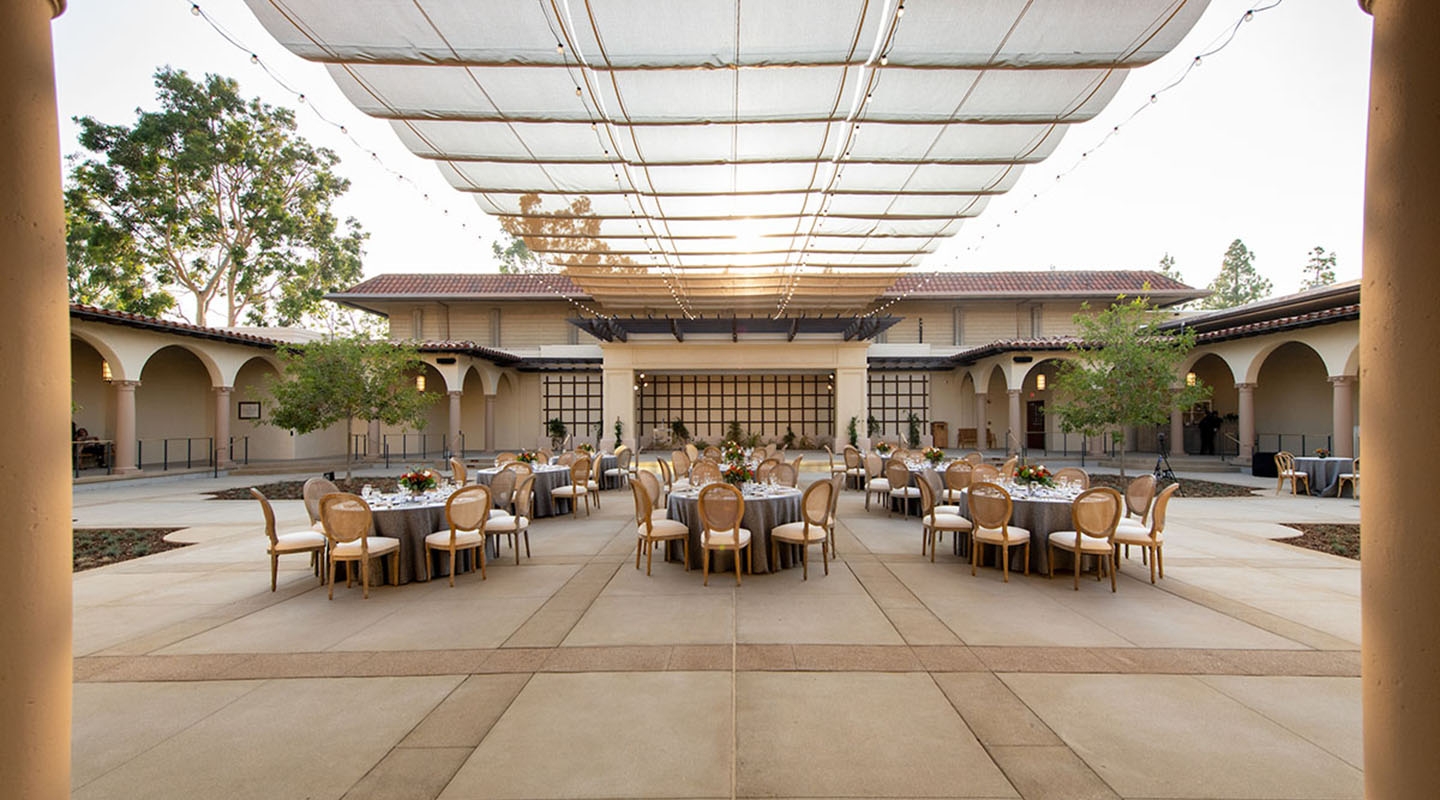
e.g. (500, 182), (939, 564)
(1049, 296), (1211, 477)
(1301, 246), (1338, 290)
(65, 67), (366, 327)
(264, 338), (436, 478)
(1156, 252), (1185, 284)
(1199, 239), (1273, 309)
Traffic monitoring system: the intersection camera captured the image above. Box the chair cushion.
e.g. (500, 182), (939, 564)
(638, 519), (689, 539)
(1113, 527), (1163, 546)
(310, 521), (326, 533)
(332, 536), (401, 557)
(1115, 518), (1148, 535)
(771, 521), (827, 543)
(489, 509), (510, 519)
(586, 480), (600, 491)
(974, 525), (1030, 544)
(1048, 531), (1112, 552)
(889, 487), (920, 498)
(925, 512), (972, 531)
(941, 489), (965, 502)
(487, 516), (530, 533)
(934, 504), (962, 516)
(273, 531), (327, 552)
(551, 485), (585, 498)
(1338, 472), (1357, 480)
(868, 479), (891, 492)
(425, 530), (484, 547)
(703, 528), (752, 548)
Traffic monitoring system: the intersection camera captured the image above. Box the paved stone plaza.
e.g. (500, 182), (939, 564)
(70, 462), (1361, 799)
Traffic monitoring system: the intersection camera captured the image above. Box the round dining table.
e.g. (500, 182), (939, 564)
(664, 482), (803, 574)
(952, 485), (1082, 574)
(473, 463), (572, 517)
(1292, 456), (1355, 497)
(365, 489), (517, 583)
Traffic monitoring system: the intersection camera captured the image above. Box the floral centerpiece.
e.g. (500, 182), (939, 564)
(575, 442), (595, 455)
(874, 441), (892, 455)
(1013, 464), (1054, 487)
(398, 469), (437, 493)
(1314, 447), (1330, 458)
(516, 450), (542, 464)
(722, 441), (746, 465)
(922, 446), (945, 466)
(722, 462), (754, 486)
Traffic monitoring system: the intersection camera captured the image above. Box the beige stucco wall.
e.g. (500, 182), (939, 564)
(1254, 341), (1334, 447)
(70, 340), (113, 439)
(134, 346), (214, 461)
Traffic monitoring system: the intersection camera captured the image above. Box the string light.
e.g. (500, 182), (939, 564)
(955, 1), (1285, 260)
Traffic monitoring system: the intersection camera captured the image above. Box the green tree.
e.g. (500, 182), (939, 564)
(1199, 239), (1272, 309)
(264, 338), (436, 479)
(65, 67), (365, 326)
(1050, 296), (1211, 478)
(1301, 246), (1337, 290)
(1156, 253), (1185, 283)
(492, 233), (556, 274)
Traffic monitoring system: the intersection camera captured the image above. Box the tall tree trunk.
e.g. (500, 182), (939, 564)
(345, 415), (354, 481)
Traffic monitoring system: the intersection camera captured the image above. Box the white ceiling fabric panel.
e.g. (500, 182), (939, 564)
(246, 0), (1210, 312)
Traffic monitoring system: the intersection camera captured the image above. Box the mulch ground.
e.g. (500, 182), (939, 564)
(74, 528), (188, 572)
(1087, 473), (1258, 498)
(1278, 523), (1360, 560)
(207, 479), (403, 501)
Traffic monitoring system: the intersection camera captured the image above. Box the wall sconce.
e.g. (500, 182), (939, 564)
(1185, 371), (1197, 387)
(415, 375), (426, 392)
(101, 360), (113, 382)
(1035, 374), (1046, 391)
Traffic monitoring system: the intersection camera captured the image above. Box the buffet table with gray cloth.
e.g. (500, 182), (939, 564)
(953, 488), (1077, 574)
(665, 486), (803, 574)
(473, 464), (572, 517)
(1292, 456), (1355, 497)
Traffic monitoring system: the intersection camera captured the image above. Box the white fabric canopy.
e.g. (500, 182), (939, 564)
(245, 0), (1210, 311)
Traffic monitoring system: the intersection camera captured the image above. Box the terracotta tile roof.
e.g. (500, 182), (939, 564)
(884, 270), (1197, 298)
(1190, 304), (1360, 343)
(332, 270), (1200, 303)
(69, 304), (282, 348)
(417, 341), (523, 366)
(334, 273), (587, 298)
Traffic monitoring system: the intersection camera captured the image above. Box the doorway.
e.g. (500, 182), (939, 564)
(1026, 400), (1045, 450)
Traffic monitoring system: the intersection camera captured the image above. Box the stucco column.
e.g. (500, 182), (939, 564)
(1169, 391), (1185, 456)
(1235, 382), (1256, 464)
(1006, 389), (1022, 455)
(1329, 376), (1355, 459)
(112, 381), (140, 473)
(601, 366), (635, 452)
(483, 393), (496, 451)
(367, 419), (381, 459)
(0, 1), (71, 795)
(834, 367), (867, 446)
(973, 390), (988, 450)
(447, 390), (463, 456)
(1360, 1), (1440, 793)
(213, 386), (231, 467)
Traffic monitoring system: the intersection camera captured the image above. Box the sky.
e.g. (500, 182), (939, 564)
(51, 0), (1374, 298)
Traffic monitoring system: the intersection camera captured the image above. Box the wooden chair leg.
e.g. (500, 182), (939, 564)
(361, 555), (371, 599)
(1073, 548), (1081, 590)
(1023, 541), (1030, 576)
(822, 539), (829, 575)
(1156, 545), (1164, 579)
(973, 538), (981, 576)
(646, 538), (655, 576)
(1047, 544), (1054, 580)
(1109, 549), (1117, 592)
(801, 541), (808, 580)
(636, 535), (644, 570)
(270, 553), (279, 592)
(703, 548), (710, 586)
(1001, 544), (1010, 583)
(328, 557), (337, 600)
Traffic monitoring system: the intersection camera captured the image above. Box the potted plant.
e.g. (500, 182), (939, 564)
(847, 416), (859, 448)
(906, 412), (922, 448)
(670, 417), (690, 444)
(613, 416), (624, 450)
(547, 418), (567, 450)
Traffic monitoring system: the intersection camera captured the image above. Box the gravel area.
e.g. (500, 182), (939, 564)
(1279, 523), (1360, 560)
